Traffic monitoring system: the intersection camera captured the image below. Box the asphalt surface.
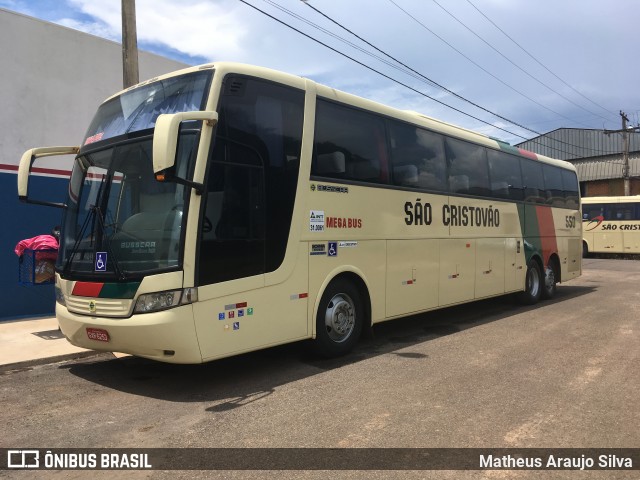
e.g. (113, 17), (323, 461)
(1, 258), (638, 479)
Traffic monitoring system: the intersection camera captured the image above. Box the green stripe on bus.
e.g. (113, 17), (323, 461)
(492, 139), (521, 156)
(517, 203), (543, 262)
(99, 282), (141, 299)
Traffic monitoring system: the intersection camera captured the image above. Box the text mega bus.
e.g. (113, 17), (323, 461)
(17, 63), (582, 363)
(582, 195), (640, 255)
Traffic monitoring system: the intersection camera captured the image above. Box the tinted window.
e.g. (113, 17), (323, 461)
(607, 203), (638, 220)
(388, 121), (447, 191)
(583, 203), (604, 220)
(313, 100), (389, 184)
(198, 76), (304, 285)
(487, 149), (524, 200)
(445, 138), (490, 196)
(561, 169), (579, 209)
(521, 159), (545, 204)
(543, 164), (565, 207)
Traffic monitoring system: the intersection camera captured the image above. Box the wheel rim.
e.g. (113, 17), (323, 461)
(324, 293), (356, 343)
(527, 266), (540, 297)
(544, 266), (555, 291)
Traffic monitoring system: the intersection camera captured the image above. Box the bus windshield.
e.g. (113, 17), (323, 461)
(57, 69), (213, 280)
(58, 133), (198, 279)
(82, 70), (212, 147)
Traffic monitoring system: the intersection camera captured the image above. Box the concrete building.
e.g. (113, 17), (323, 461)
(0, 9), (187, 320)
(515, 128), (640, 197)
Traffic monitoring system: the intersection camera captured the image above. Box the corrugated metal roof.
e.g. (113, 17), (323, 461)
(571, 152), (640, 181)
(515, 128), (640, 161)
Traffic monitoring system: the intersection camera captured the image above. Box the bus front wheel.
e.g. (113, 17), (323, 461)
(518, 260), (542, 305)
(314, 279), (363, 357)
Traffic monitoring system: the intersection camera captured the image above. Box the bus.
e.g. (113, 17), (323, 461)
(17, 62), (582, 363)
(582, 195), (640, 255)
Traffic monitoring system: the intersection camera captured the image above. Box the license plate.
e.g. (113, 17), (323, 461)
(86, 327), (109, 342)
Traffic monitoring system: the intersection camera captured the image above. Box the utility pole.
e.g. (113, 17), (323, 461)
(604, 111), (640, 196)
(122, 0), (139, 88)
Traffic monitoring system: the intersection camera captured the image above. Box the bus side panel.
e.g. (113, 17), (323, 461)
(475, 238), (506, 298)
(624, 227), (640, 252)
(439, 238), (475, 306)
(505, 237), (525, 292)
(308, 240), (386, 328)
(594, 230), (623, 253)
(551, 208), (582, 280)
(386, 239), (439, 317)
(193, 245), (310, 361)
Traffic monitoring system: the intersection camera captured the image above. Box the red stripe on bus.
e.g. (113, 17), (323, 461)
(535, 206), (558, 265)
(72, 282), (104, 297)
(517, 148), (538, 160)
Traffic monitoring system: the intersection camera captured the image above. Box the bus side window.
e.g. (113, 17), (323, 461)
(543, 164), (565, 208)
(561, 169), (579, 210)
(521, 159), (546, 204)
(312, 99), (388, 185)
(445, 137), (490, 197)
(388, 121), (447, 191)
(487, 149), (524, 201)
(583, 203), (604, 220)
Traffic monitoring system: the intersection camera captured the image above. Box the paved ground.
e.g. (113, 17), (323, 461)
(0, 258), (638, 479)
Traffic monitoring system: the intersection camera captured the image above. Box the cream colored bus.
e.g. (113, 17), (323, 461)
(18, 62), (582, 363)
(582, 196), (640, 255)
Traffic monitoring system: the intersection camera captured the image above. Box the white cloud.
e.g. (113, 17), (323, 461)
(66, 0), (250, 60)
(17, 0), (640, 140)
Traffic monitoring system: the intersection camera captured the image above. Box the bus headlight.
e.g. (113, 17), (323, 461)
(134, 288), (198, 314)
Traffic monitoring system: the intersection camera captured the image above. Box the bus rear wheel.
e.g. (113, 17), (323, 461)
(518, 260), (542, 305)
(314, 279), (363, 357)
(541, 262), (557, 300)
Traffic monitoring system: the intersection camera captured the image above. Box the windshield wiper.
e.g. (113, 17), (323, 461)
(92, 205), (127, 281)
(62, 202), (95, 277)
(62, 204), (127, 281)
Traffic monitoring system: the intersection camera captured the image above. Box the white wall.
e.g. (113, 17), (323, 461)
(0, 8), (188, 171)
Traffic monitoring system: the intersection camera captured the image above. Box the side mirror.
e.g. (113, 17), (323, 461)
(18, 146), (79, 208)
(152, 110), (218, 174)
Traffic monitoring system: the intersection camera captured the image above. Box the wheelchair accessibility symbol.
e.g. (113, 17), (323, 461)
(328, 242), (338, 257)
(95, 252), (107, 272)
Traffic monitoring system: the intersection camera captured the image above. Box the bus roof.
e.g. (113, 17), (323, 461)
(105, 61), (575, 172)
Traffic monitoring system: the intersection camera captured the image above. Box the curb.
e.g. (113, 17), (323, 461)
(0, 350), (114, 374)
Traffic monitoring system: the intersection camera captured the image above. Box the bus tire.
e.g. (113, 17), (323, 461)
(541, 261), (557, 300)
(518, 259), (542, 305)
(582, 241), (589, 258)
(313, 279), (363, 358)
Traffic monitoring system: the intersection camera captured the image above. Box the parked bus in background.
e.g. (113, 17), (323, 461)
(582, 196), (640, 255)
(17, 63), (582, 363)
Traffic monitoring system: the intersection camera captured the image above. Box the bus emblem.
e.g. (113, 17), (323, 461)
(585, 215), (604, 231)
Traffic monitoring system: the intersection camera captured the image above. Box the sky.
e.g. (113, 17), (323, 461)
(2, 0), (639, 147)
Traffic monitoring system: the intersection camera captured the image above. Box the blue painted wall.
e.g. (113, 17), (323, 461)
(1, 171), (68, 319)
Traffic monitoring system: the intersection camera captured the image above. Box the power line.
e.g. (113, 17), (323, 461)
(299, 0), (538, 138)
(262, 0), (442, 90)
(238, 0), (597, 159)
(430, 0), (612, 126)
(238, 0), (531, 141)
(298, 0), (612, 157)
(464, 0), (617, 121)
(385, 0), (592, 128)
